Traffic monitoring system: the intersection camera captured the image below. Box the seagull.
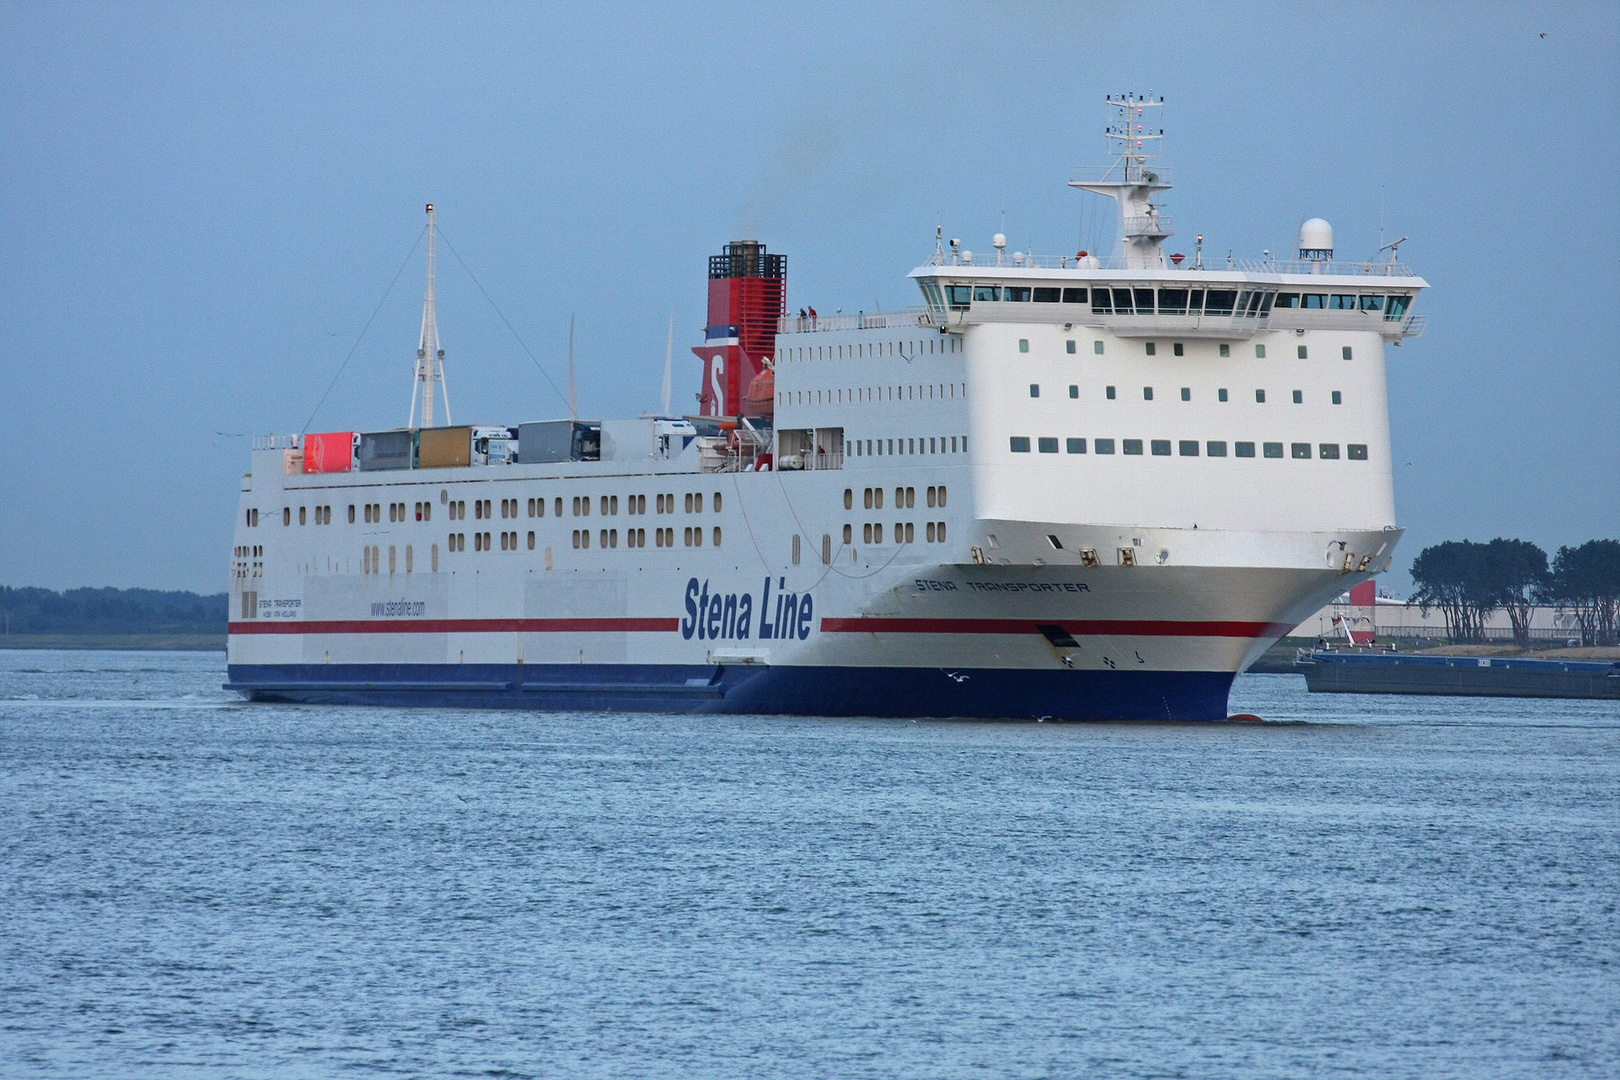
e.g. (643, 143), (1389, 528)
(943, 670), (969, 682)
(1034, 715), (1051, 723)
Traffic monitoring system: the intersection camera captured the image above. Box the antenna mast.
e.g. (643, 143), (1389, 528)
(410, 204), (451, 428)
(1069, 93), (1172, 269)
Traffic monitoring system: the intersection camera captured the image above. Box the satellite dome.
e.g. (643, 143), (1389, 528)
(992, 233), (1007, 249)
(1297, 218), (1333, 260)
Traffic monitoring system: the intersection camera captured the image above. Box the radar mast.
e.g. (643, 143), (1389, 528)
(1070, 94), (1173, 269)
(409, 203), (451, 428)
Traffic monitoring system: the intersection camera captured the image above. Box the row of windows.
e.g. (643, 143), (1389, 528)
(1023, 339), (1354, 360)
(849, 436), (967, 457)
(572, 527), (719, 549)
(780, 383), (966, 407)
(1073, 385), (1344, 405)
(852, 521), (946, 544)
(778, 338), (962, 363)
(1009, 436), (1369, 460)
(846, 485), (948, 510)
(940, 285), (1411, 320)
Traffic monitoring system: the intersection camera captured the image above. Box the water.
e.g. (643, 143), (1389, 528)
(2, 651), (1617, 1079)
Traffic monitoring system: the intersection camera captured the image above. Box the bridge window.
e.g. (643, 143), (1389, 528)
(1157, 289), (1187, 314)
(1204, 290), (1237, 315)
(946, 285), (973, 309)
(1330, 295), (1357, 309)
(1274, 293), (1300, 309)
(973, 285), (1000, 302)
(1004, 286), (1031, 302)
(1091, 290), (1112, 314)
(1034, 287), (1061, 303)
(1062, 288), (1087, 303)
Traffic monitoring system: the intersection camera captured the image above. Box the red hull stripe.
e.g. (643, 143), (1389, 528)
(819, 617), (1291, 638)
(229, 618), (679, 635)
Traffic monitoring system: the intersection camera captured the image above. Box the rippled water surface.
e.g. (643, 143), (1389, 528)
(2, 650), (1617, 1078)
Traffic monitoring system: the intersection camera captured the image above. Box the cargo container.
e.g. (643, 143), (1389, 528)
(418, 426), (472, 468)
(303, 431), (355, 474)
(518, 420), (600, 464)
(357, 429), (415, 471)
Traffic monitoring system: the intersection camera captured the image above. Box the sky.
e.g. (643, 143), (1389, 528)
(1, 1), (1616, 595)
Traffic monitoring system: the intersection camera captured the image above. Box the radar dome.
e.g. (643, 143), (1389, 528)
(992, 233), (1007, 249)
(1297, 218), (1333, 260)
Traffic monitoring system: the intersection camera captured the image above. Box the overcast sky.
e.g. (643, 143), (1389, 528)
(1, 1), (1615, 594)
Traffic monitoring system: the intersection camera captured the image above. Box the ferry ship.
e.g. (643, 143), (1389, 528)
(226, 96), (1428, 720)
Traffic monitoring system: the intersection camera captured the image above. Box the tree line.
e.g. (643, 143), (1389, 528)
(1409, 539), (1620, 646)
(0, 586), (227, 636)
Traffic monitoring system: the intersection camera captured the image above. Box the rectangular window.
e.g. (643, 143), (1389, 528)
(1320, 443), (1341, 459)
(1091, 290), (1112, 314)
(1274, 293), (1300, 309)
(1219, 344), (1230, 358)
(1180, 387), (1190, 401)
(1010, 437), (1031, 453)
(1263, 442), (1284, 458)
(1062, 288), (1087, 304)
(946, 285), (973, 309)
(1293, 390), (1303, 403)
(1290, 442), (1311, 459)
(974, 285), (1000, 302)
(1187, 290), (1203, 313)
(1004, 286), (1031, 302)
(1303, 294), (1327, 309)
(1038, 437), (1059, 454)
(1297, 345), (1308, 359)
(1255, 344), (1266, 358)
(1095, 438), (1115, 454)
(1178, 440), (1199, 457)
(1151, 439), (1172, 456)
(1204, 290), (1237, 315)
(1066, 340), (1076, 354)
(1020, 340), (1030, 353)
(1235, 441), (1256, 458)
(1256, 389), (1266, 402)
(1330, 294), (1356, 310)
(1342, 346), (1353, 360)
(1348, 443), (1369, 460)
(1207, 440), (1228, 457)
(1332, 391), (1342, 404)
(1094, 340), (1105, 355)
(1033, 287), (1062, 303)
(1106, 385), (1116, 399)
(1143, 387), (1153, 401)
(1123, 439), (1144, 455)
(1066, 438), (1086, 454)
(1069, 385), (1078, 398)
(1029, 383), (1039, 397)
(1157, 289), (1188, 315)
(1358, 295), (1383, 312)
(1132, 288), (1154, 313)
(1111, 288), (1134, 314)
(1218, 388), (1229, 402)
(1173, 343), (1184, 356)
(1145, 342), (1157, 356)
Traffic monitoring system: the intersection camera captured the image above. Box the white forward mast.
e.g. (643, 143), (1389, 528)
(1070, 93), (1173, 269)
(409, 203), (451, 428)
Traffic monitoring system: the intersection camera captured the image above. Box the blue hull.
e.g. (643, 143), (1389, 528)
(225, 663), (1236, 721)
